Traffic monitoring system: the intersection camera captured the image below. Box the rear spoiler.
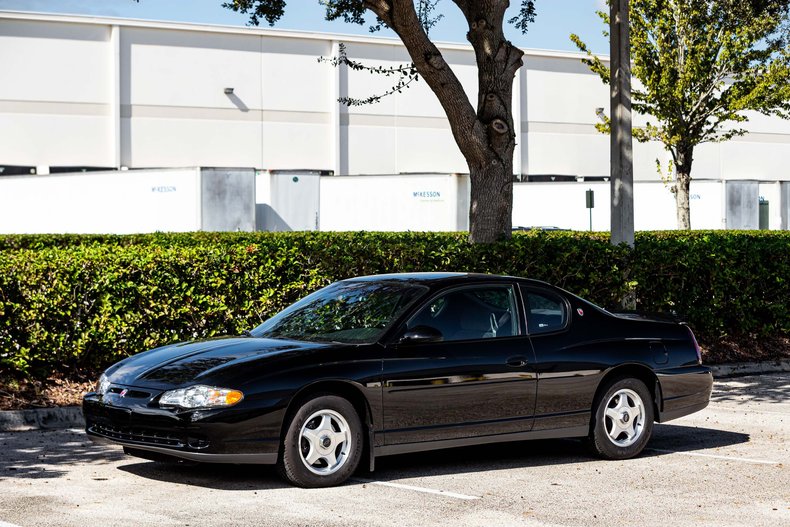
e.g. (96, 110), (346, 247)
(610, 310), (686, 324)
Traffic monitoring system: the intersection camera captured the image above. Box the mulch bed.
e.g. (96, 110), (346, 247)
(701, 336), (790, 364)
(0, 376), (95, 411)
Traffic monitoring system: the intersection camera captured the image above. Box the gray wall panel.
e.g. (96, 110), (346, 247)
(200, 168), (256, 231)
(725, 181), (759, 229)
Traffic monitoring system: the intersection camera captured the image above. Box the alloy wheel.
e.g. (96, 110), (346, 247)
(298, 409), (352, 475)
(603, 388), (645, 447)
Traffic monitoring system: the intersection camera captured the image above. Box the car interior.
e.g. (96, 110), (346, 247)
(408, 288), (516, 341)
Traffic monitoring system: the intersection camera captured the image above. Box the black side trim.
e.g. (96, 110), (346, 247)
(374, 425), (588, 457)
(533, 409), (589, 420)
(382, 414), (533, 435)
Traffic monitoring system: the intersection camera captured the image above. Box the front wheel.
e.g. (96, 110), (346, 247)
(278, 395), (363, 488)
(589, 378), (654, 460)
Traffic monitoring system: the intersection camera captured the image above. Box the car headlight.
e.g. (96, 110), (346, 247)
(96, 373), (111, 396)
(159, 385), (244, 410)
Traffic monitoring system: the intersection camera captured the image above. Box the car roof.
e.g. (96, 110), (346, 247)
(345, 272), (552, 288)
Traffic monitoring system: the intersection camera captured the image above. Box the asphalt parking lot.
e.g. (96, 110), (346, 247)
(1, 373), (788, 527)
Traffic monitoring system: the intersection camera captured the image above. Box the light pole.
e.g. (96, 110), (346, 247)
(610, 0), (634, 247)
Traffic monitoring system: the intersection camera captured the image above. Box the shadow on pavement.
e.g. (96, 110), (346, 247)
(369, 422), (749, 482)
(117, 459), (287, 490)
(646, 422), (750, 453)
(0, 422), (750, 488)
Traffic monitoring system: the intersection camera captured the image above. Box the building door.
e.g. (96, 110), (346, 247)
(258, 171), (321, 231)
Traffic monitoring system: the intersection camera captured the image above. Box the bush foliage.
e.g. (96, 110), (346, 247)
(1, 231), (788, 379)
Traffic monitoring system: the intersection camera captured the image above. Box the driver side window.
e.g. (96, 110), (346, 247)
(406, 285), (519, 342)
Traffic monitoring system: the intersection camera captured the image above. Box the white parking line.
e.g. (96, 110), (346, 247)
(0, 520), (23, 527)
(353, 478), (481, 500)
(646, 448), (780, 465)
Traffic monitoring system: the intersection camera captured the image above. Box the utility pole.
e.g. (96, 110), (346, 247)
(610, 0), (634, 247)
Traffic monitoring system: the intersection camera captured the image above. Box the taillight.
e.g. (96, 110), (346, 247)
(686, 326), (702, 364)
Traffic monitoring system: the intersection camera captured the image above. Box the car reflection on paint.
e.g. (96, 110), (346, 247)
(83, 273), (713, 487)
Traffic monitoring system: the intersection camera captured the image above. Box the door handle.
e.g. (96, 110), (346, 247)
(506, 356), (527, 368)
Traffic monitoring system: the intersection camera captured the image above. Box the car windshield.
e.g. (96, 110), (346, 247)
(249, 280), (427, 344)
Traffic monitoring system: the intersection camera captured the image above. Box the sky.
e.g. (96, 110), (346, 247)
(0, 0), (610, 54)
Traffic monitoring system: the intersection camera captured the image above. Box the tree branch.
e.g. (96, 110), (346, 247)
(384, 0), (486, 162)
(362, 0), (393, 27)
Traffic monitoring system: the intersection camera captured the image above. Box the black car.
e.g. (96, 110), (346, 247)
(83, 273), (713, 487)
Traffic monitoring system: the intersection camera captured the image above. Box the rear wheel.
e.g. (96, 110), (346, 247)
(278, 395), (363, 488)
(589, 377), (654, 459)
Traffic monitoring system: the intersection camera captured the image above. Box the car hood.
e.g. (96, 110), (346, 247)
(105, 337), (335, 389)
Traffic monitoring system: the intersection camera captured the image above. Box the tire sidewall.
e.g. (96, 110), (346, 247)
(591, 377), (654, 460)
(279, 395), (363, 488)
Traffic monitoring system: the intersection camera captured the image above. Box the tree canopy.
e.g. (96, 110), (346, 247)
(223, 1), (537, 243)
(572, 0), (790, 229)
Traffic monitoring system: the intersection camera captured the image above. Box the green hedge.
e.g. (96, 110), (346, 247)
(1, 231), (788, 379)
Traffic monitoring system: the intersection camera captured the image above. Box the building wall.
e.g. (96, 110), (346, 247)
(1, 11), (790, 184)
(0, 167), (774, 234)
(0, 18), (114, 168)
(319, 174), (467, 231)
(0, 168), (202, 234)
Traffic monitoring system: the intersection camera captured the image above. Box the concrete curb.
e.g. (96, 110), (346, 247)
(1, 360), (789, 432)
(0, 406), (84, 433)
(710, 359), (790, 378)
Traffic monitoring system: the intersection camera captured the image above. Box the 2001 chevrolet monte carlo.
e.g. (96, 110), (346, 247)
(84, 273), (713, 487)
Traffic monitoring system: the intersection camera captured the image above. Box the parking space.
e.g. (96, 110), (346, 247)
(1, 374), (788, 527)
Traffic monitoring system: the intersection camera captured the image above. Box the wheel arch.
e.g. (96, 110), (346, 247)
(280, 380), (375, 472)
(591, 363), (662, 428)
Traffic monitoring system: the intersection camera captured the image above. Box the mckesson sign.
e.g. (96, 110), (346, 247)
(412, 191), (442, 200)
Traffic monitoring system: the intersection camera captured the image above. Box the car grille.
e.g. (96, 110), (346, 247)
(107, 387), (152, 399)
(90, 423), (185, 448)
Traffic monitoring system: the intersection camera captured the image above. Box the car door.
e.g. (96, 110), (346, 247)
(522, 285), (602, 433)
(382, 283), (537, 445)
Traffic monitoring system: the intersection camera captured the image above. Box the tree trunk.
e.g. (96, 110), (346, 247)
(364, 1), (521, 243)
(674, 146), (694, 230)
(464, 4), (521, 243)
(469, 154), (514, 243)
(467, 55), (518, 243)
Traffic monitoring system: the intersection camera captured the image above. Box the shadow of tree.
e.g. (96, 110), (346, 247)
(0, 429), (124, 479)
(711, 373), (790, 405)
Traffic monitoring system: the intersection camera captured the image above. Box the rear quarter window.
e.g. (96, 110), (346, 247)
(522, 288), (568, 335)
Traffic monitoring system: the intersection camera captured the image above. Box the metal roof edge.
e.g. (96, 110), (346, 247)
(0, 9), (610, 60)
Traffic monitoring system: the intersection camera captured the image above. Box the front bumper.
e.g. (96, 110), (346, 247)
(83, 390), (282, 464)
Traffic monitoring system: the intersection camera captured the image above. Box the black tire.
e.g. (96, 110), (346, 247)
(589, 377), (654, 460)
(277, 394), (363, 488)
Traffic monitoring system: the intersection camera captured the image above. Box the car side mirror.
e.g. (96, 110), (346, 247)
(398, 325), (443, 345)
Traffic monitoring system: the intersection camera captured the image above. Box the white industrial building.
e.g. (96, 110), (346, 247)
(1, 10), (789, 233)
